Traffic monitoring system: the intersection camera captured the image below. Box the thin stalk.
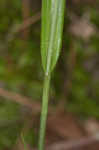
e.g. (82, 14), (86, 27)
(21, 133), (28, 150)
(38, 74), (51, 150)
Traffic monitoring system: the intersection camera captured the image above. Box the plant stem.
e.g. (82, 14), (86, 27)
(21, 133), (28, 150)
(38, 74), (51, 150)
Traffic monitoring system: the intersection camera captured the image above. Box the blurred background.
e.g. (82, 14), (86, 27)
(0, 0), (99, 150)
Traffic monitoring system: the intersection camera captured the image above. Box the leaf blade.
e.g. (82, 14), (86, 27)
(41, 0), (66, 74)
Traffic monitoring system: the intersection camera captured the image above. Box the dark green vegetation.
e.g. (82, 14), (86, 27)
(0, 0), (99, 149)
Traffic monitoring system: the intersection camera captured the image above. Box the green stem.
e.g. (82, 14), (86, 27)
(38, 74), (51, 150)
(21, 133), (28, 150)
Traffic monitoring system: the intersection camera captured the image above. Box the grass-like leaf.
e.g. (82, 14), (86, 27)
(39, 0), (66, 150)
(41, 0), (66, 75)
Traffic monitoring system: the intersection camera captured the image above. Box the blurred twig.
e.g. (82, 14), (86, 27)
(0, 12), (41, 56)
(18, 11), (40, 33)
(0, 87), (40, 113)
(6, 12), (41, 43)
(46, 134), (99, 150)
(22, 0), (30, 40)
